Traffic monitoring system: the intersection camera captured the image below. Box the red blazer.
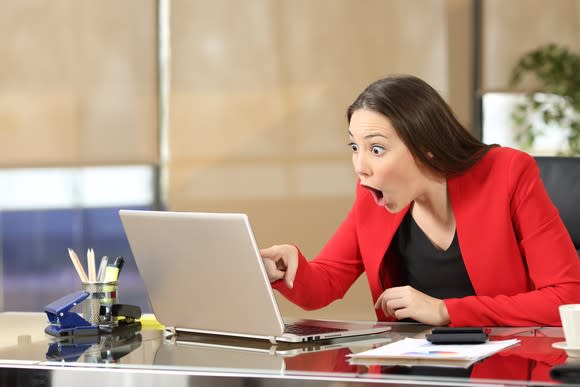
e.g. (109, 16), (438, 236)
(274, 147), (580, 326)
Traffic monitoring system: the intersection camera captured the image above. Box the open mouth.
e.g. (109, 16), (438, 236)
(362, 185), (386, 206)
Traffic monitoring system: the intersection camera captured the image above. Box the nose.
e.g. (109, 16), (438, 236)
(353, 153), (371, 178)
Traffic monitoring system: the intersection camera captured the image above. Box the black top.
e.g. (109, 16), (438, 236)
(384, 210), (475, 299)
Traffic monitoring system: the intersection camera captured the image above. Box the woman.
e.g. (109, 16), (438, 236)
(260, 75), (580, 327)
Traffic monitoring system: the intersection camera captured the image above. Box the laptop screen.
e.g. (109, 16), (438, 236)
(119, 210), (286, 338)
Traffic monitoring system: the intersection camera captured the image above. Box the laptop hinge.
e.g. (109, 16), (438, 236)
(164, 326), (176, 337)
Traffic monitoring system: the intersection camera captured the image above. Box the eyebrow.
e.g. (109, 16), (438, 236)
(348, 130), (389, 140)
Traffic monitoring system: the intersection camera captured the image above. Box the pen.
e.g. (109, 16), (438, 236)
(96, 256), (109, 282)
(115, 256), (125, 275)
(67, 248), (88, 283)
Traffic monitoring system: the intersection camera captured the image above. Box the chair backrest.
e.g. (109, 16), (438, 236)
(534, 157), (580, 254)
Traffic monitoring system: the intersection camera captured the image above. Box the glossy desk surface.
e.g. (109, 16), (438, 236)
(0, 312), (577, 387)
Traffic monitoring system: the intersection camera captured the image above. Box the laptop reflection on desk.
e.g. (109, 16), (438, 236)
(119, 210), (391, 343)
(154, 333), (392, 372)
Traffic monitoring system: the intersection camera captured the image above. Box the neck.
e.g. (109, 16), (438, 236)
(413, 177), (453, 225)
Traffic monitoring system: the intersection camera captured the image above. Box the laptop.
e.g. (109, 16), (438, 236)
(119, 210), (391, 343)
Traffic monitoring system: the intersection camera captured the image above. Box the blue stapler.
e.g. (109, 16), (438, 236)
(44, 291), (99, 337)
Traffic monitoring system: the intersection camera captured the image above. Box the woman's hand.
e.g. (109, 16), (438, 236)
(375, 285), (450, 326)
(260, 244), (299, 289)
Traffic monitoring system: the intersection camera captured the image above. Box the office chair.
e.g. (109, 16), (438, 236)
(535, 157), (580, 257)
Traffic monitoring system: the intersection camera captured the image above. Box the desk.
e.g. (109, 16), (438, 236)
(0, 312), (576, 386)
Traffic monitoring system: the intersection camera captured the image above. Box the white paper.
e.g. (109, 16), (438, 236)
(348, 338), (519, 368)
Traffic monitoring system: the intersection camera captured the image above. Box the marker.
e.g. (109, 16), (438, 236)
(103, 256), (125, 282)
(113, 256), (125, 276)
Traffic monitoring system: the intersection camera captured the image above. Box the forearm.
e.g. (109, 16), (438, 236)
(273, 249), (363, 310)
(445, 282), (580, 326)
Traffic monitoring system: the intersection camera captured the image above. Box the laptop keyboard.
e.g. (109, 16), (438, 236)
(284, 323), (347, 336)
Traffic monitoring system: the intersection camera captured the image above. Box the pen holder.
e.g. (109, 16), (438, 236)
(81, 281), (118, 326)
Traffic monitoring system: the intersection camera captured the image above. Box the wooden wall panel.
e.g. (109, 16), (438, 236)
(169, 0), (450, 320)
(482, 0), (580, 90)
(0, 0), (158, 167)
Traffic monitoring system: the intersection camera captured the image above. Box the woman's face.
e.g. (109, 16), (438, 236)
(348, 109), (430, 213)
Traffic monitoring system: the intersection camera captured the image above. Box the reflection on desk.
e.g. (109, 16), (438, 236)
(46, 332), (142, 363)
(471, 334), (567, 382)
(365, 328), (569, 383)
(152, 325), (573, 383)
(156, 331), (392, 373)
(0, 326), (144, 364)
(0, 313), (577, 386)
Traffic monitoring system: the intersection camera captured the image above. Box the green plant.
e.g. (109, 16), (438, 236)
(509, 43), (580, 156)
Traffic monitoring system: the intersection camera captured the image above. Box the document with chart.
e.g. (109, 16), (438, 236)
(348, 338), (519, 368)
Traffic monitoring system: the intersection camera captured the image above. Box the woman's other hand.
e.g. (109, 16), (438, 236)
(375, 285), (450, 326)
(260, 244), (299, 289)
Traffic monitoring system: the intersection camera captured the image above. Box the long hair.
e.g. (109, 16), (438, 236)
(347, 75), (495, 175)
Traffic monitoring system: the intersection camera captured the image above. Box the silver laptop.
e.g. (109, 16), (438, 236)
(119, 210), (391, 343)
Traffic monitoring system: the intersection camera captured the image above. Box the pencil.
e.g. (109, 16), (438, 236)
(87, 248), (96, 282)
(68, 248), (88, 283)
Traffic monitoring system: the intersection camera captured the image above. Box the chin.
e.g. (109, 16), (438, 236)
(384, 200), (410, 214)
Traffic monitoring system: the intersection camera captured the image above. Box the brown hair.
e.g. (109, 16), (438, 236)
(347, 75), (495, 175)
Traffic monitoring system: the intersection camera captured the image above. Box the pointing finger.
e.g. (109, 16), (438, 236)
(260, 246), (279, 260)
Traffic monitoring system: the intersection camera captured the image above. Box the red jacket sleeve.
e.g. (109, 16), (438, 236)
(273, 205), (365, 310)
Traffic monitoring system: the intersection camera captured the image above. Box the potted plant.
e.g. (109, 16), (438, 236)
(509, 43), (580, 156)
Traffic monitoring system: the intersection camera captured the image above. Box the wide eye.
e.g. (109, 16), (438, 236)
(371, 145), (385, 155)
(348, 142), (359, 152)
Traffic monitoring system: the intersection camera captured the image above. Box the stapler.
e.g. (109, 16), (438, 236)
(44, 291), (99, 337)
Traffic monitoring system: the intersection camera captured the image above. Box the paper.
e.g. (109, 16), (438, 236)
(348, 337), (519, 368)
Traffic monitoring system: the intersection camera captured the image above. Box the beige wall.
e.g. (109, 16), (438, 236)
(481, 0), (580, 91)
(446, 0), (474, 128)
(168, 0), (452, 320)
(0, 0), (158, 167)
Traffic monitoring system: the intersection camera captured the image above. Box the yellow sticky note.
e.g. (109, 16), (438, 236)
(140, 313), (164, 329)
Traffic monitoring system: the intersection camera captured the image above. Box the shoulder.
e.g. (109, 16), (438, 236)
(476, 146), (534, 170)
(482, 147), (538, 188)
(449, 147), (538, 201)
(462, 146), (537, 183)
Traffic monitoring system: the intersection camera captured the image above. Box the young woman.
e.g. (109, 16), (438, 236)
(260, 75), (580, 327)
